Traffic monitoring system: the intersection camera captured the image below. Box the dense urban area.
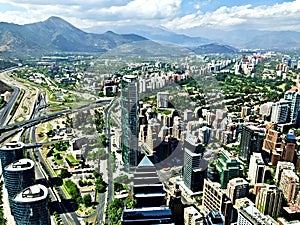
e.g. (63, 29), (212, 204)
(1, 8), (300, 224)
(1, 48), (300, 225)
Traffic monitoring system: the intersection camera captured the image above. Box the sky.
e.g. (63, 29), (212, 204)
(0, 0), (300, 35)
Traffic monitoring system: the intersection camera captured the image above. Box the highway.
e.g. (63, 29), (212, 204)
(0, 76), (21, 127)
(96, 99), (116, 224)
(0, 98), (113, 143)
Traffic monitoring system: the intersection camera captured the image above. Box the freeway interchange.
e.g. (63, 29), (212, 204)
(0, 67), (114, 224)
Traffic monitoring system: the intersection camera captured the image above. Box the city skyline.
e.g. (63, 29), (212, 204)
(0, 0), (299, 35)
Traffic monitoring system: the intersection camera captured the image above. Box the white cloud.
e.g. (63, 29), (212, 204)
(0, 0), (181, 27)
(165, 0), (300, 32)
(0, 0), (300, 33)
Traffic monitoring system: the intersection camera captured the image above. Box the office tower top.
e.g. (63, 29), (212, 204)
(255, 185), (283, 217)
(0, 141), (24, 171)
(133, 156), (166, 208)
(157, 92), (169, 108)
(226, 177), (249, 204)
(275, 161), (295, 182)
(239, 125), (265, 162)
(121, 74), (139, 167)
(216, 149), (243, 189)
(183, 132), (207, 192)
(4, 158), (35, 200)
(248, 153), (266, 185)
(284, 90), (300, 124)
(234, 198), (278, 225)
(12, 184), (50, 225)
(121, 207), (173, 225)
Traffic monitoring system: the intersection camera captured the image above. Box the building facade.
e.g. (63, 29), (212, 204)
(202, 179), (232, 225)
(0, 141), (24, 172)
(4, 159), (35, 201)
(121, 75), (140, 167)
(216, 150), (243, 189)
(248, 153), (266, 185)
(182, 133), (207, 192)
(12, 184), (50, 225)
(226, 178), (249, 204)
(255, 185), (283, 217)
(239, 125), (265, 162)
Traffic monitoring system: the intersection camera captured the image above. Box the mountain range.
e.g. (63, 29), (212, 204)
(1, 16), (300, 59)
(0, 16), (147, 58)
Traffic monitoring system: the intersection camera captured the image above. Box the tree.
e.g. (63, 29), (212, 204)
(60, 168), (70, 179)
(83, 194), (92, 207)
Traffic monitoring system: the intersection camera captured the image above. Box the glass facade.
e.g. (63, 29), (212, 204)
(121, 75), (139, 167)
(4, 159), (35, 200)
(0, 141), (24, 171)
(12, 184), (50, 225)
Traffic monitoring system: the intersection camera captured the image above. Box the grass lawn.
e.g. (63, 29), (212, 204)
(66, 155), (79, 166)
(53, 157), (64, 166)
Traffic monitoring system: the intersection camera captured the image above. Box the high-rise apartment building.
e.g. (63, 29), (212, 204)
(184, 206), (202, 225)
(284, 90), (300, 124)
(271, 100), (290, 124)
(281, 131), (296, 163)
(121, 75), (139, 167)
(216, 150), (243, 189)
(12, 184), (50, 225)
(239, 125), (265, 162)
(234, 198), (278, 225)
(279, 169), (300, 203)
(157, 92), (169, 108)
(0, 141), (24, 172)
(255, 185), (283, 217)
(249, 153), (266, 185)
(4, 159), (35, 201)
(182, 133), (207, 192)
(226, 178), (249, 204)
(202, 179), (232, 225)
(275, 161), (295, 183)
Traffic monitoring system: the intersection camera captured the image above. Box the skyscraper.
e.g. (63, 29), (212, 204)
(234, 198), (278, 225)
(121, 75), (139, 167)
(0, 141), (24, 172)
(281, 131), (296, 163)
(157, 92), (169, 108)
(133, 156), (166, 208)
(270, 100), (290, 124)
(202, 179), (232, 225)
(255, 185), (283, 217)
(12, 184), (50, 225)
(182, 132), (207, 192)
(4, 159), (35, 201)
(279, 169), (300, 203)
(239, 125), (265, 162)
(216, 150), (243, 189)
(226, 178), (249, 204)
(284, 90), (300, 124)
(248, 153), (266, 185)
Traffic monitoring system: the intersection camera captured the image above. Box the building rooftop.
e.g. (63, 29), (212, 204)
(14, 184), (48, 203)
(5, 158), (34, 171)
(0, 141), (24, 151)
(137, 155), (154, 168)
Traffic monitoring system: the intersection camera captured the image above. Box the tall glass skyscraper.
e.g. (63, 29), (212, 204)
(121, 75), (139, 167)
(0, 141), (24, 173)
(12, 184), (50, 225)
(4, 159), (35, 201)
